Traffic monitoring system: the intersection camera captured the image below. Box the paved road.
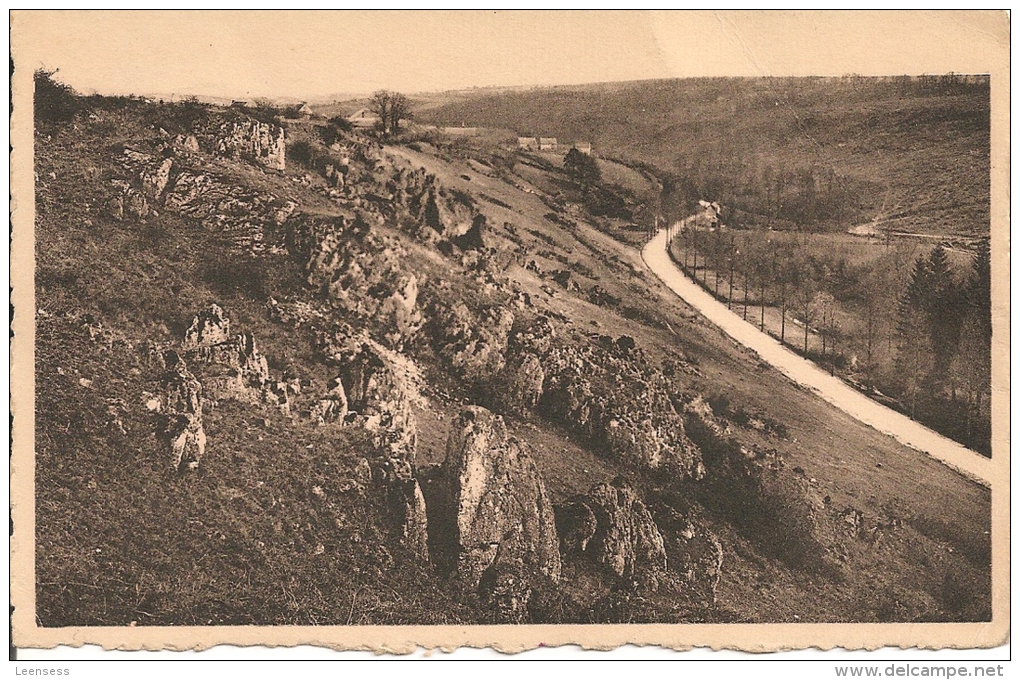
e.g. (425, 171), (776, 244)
(642, 228), (992, 487)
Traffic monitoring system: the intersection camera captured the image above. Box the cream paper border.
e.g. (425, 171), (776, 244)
(9, 10), (1011, 653)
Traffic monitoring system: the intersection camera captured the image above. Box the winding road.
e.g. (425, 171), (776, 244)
(642, 228), (993, 487)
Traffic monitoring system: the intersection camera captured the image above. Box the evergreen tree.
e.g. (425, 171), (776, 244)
(924, 245), (964, 380)
(896, 255), (937, 418)
(951, 238), (992, 424)
(563, 148), (601, 187)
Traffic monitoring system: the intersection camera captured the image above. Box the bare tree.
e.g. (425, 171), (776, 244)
(370, 90), (412, 135)
(387, 92), (411, 134)
(369, 90), (391, 133)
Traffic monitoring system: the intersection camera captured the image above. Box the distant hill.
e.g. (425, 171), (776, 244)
(415, 76), (990, 236)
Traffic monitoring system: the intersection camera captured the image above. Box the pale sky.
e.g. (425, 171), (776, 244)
(11, 10), (1009, 101)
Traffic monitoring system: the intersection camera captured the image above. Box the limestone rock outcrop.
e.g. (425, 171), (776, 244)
(310, 376), (349, 425)
(556, 478), (666, 586)
(172, 134), (200, 153)
(156, 351), (207, 473)
(539, 343), (703, 479)
(294, 214), (424, 348)
(427, 300), (514, 387)
(214, 118), (286, 171)
(430, 406), (560, 596)
(182, 304), (232, 349)
(497, 352), (546, 414)
(180, 305), (272, 405)
(163, 169), (288, 253)
(318, 325), (421, 459)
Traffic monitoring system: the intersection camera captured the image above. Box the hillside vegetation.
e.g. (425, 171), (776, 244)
(416, 76), (990, 236)
(33, 76), (990, 627)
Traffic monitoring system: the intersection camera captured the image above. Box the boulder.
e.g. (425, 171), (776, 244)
(433, 406), (560, 591)
(556, 477), (667, 586)
(215, 118), (286, 171)
(497, 352), (545, 414)
(335, 339), (419, 459)
(157, 353), (207, 472)
(310, 376), (349, 425)
(182, 304), (231, 349)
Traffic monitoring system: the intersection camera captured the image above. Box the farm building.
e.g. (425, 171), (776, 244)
(296, 102), (314, 117)
(230, 100), (249, 109)
(697, 199), (722, 228)
(346, 107), (381, 129)
(572, 142), (592, 155)
(517, 137), (538, 150)
(539, 137), (558, 151)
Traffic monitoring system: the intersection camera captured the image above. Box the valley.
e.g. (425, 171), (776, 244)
(32, 75), (991, 627)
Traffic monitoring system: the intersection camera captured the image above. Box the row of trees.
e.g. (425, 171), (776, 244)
(672, 229), (991, 453)
(675, 229), (868, 359)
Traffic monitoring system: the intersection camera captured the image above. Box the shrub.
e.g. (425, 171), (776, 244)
(35, 69), (81, 125)
(143, 98), (210, 135)
(289, 140), (314, 167)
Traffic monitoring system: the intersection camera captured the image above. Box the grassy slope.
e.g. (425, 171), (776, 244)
(34, 113), (480, 626)
(34, 104), (990, 626)
(415, 77), (990, 236)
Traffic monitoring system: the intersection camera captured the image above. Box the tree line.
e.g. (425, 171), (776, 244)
(658, 161), (864, 234)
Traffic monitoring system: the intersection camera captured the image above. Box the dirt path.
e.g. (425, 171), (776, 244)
(642, 228), (993, 486)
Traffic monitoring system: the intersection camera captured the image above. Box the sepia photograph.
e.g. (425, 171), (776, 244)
(9, 10), (1009, 656)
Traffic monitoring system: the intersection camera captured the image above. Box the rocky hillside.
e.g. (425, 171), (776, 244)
(33, 93), (991, 625)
